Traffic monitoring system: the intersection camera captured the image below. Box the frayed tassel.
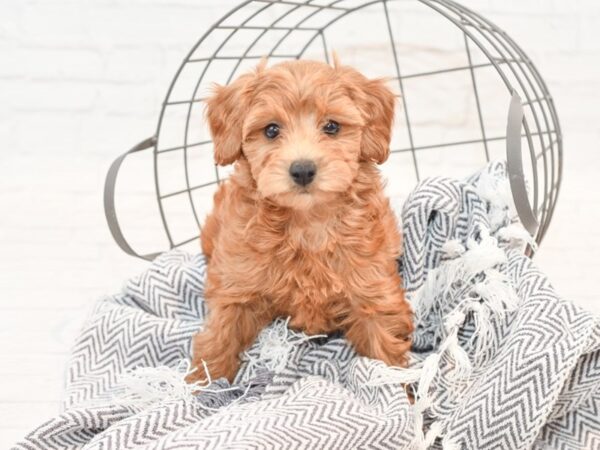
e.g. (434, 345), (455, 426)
(444, 310), (466, 333)
(98, 359), (252, 412)
(424, 421), (444, 448)
(444, 333), (472, 381)
(408, 346), (466, 449)
(466, 301), (493, 358)
(472, 165), (517, 231)
(366, 356), (441, 450)
(473, 275), (519, 313)
(497, 223), (538, 251)
(242, 317), (326, 381)
(412, 259), (466, 336)
(415, 353), (441, 410)
(437, 311), (471, 382)
(366, 355), (445, 450)
(465, 276), (519, 365)
(442, 240), (466, 259)
(366, 364), (423, 387)
(412, 405), (426, 449)
(405, 218), (524, 449)
(366, 354), (440, 399)
(109, 359), (202, 411)
(412, 226), (507, 324)
(461, 235), (507, 277)
(105, 359), (251, 413)
(363, 355), (445, 450)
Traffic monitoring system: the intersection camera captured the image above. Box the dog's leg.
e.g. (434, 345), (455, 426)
(345, 282), (413, 367)
(186, 300), (271, 384)
(200, 184), (227, 258)
(199, 212), (218, 258)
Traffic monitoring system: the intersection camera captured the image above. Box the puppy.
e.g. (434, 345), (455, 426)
(187, 59), (413, 384)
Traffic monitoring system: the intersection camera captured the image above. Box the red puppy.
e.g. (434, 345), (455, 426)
(187, 59), (413, 383)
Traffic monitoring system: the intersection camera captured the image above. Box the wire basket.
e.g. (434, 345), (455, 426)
(104, 0), (562, 261)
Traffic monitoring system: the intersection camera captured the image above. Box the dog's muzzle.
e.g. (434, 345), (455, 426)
(289, 159), (317, 187)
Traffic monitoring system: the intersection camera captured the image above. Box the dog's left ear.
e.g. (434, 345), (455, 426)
(205, 69), (259, 166)
(356, 77), (396, 164)
(339, 67), (396, 164)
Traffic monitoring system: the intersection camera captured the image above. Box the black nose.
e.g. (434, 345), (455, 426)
(289, 160), (317, 186)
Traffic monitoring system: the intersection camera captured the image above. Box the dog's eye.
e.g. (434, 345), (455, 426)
(264, 123), (280, 139)
(323, 120), (340, 136)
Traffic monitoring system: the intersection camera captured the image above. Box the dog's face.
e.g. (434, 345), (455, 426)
(206, 60), (396, 209)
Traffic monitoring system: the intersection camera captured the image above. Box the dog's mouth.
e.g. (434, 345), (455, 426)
(270, 187), (342, 212)
(287, 178), (317, 195)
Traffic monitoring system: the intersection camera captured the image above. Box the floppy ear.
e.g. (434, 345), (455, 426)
(358, 77), (396, 164)
(338, 65), (396, 164)
(205, 72), (256, 166)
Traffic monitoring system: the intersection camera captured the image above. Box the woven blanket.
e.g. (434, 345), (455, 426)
(15, 162), (600, 450)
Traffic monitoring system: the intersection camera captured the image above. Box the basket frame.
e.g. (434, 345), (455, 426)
(104, 0), (562, 260)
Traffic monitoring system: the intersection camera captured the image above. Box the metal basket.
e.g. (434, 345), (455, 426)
(104, 0), (562, 261)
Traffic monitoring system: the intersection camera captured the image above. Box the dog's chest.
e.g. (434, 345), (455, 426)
(240, 203), (389, 331)
(288, 221), (335, 252)
(272, 255), (348, 332)
(262, 221), (355, 325)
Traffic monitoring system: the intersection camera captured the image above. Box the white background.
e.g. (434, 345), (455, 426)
(1, 0), (599, 445)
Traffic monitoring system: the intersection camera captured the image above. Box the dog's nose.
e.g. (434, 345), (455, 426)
(289, 160), (317, 186)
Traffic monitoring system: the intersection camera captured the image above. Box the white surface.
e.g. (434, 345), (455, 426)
(1, 0), (599, 445)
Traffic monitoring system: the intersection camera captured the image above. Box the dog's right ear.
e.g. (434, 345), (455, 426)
(205, 71), (257, 166)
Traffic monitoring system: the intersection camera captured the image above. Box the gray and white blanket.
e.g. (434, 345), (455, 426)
(15, 162), (600, 449)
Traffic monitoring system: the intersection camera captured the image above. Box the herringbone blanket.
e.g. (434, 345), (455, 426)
(15, 163), (600, 449)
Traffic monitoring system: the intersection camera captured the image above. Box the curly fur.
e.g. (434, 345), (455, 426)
(187, 59), (414, 383)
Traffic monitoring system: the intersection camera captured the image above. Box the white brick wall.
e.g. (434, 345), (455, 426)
(1, 0), (599, 444)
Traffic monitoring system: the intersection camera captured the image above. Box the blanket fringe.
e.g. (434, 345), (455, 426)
(404, 219), (524, 448)
(94, 359), (251, 413)
(241, 317), (327, 382)
(471, 164), (517, 232)
(497, 223), (538, 251)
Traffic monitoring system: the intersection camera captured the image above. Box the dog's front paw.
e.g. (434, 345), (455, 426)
(345, 308), (413, 368)
(187, 332), (240, 384)
(380, 334), (413, 368)
(184, 364), (206, 385)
